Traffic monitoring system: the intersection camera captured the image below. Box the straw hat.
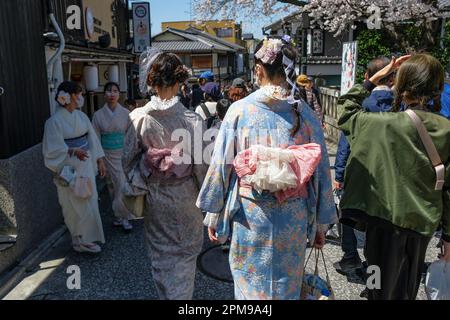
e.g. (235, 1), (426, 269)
(297, 74), (310, 87)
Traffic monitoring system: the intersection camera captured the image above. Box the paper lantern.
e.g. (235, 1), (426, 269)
(84, 65), (99, 91)
(108, 65), (119, 84)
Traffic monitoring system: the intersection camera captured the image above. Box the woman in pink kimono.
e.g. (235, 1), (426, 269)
(92, 82), (134, 232)
(122, 48), (207, 300)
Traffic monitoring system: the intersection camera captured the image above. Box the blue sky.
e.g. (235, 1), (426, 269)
(129, 0), (287, 39)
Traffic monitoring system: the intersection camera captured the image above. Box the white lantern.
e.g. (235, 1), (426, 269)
(108, 65), (119, 84)
(84, 65), (99, 91)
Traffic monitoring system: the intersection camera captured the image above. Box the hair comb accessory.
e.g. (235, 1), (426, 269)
(57, 91), (71, 106)
(255, 38), (283, 65)
(139, 47), (163, 96)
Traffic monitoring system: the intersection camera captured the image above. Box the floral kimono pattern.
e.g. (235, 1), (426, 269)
(196, 89), (337, 300)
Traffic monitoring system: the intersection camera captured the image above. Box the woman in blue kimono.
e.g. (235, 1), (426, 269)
(197, 37), (337, 300)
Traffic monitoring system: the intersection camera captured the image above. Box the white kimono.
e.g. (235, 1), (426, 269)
(43, 106), (105, 244)
(92, 104), (134, 220)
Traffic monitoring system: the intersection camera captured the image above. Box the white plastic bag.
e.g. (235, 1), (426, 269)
(425, 260), (450, 300)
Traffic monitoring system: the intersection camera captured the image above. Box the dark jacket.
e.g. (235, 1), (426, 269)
(334, 87), (394, 183)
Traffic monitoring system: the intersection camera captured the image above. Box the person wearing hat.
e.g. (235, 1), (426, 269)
(297, 74), (323, 122)
(228, 78), (248, 103)
(195, 82), (222, 127)
(199, 71), (215, 86)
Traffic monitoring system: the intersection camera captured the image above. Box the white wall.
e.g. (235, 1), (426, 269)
(307, 64), (342, 76)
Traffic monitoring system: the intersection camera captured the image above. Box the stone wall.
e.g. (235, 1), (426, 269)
(0, 144), (63, 275)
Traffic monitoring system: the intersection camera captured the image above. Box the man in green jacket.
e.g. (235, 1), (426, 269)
(337, 54), (450, 300)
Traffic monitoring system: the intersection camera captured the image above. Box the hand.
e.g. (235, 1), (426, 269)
(438, 240), (450, 262)
(208, 227), (218, 242)
(97, 158), (106, 178)
(73, 149), (89, 161)
(370, 55), (412, 86)
(333, 180), (344, 190)
(313, 231), (326, 249)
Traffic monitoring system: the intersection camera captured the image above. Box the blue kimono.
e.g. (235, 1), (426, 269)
(196, 89), (337, 300)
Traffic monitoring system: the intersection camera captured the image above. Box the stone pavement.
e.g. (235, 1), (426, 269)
(2, 139), (440, 300)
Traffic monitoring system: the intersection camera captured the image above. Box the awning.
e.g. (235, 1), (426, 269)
(46, 43), (136, 63)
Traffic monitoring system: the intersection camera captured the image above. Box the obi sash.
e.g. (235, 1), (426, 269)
(101, 132), (125, 150)
(233, 144), (322, 204)
(144, 147), (192, 179)
(65, 133), (89, 151)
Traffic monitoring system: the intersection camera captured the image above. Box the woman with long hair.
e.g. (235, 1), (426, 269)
(197, 37), (337, 300)
(338, 54), (450, 300)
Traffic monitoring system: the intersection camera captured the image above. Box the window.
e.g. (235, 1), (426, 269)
(192, 55), (212, 69)
(216, 27), (233, 38)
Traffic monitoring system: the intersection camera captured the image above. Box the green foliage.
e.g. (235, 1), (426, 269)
(355, 30), (390, 83)
(355, 20), (450, 83)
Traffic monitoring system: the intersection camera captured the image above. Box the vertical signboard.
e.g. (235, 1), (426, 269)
(341, 41), (358, 95)
(132, 2), (151, 54)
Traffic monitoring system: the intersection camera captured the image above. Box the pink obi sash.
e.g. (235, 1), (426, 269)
(144, 147), (191, 179)
(233, 144), (322, 203)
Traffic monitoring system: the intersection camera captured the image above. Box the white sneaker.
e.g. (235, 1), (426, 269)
(73, 243), (102, 254)
(122, 219), (133, 232)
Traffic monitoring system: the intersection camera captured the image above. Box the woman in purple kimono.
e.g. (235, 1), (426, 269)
(197, 38), (337, 300)
(122, 49), (207, 300)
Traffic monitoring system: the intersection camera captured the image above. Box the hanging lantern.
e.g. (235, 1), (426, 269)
(108, 65), (120, 84)
(84, 65), (99, 91)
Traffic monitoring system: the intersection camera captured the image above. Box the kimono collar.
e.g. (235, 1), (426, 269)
(259, 84), (290, 101)
(258, 84), (291, 102)
(104, 104), (120, 117)
(146, 95), (180, 111)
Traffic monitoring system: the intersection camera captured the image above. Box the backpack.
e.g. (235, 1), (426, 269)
(200, 103), (218, 129)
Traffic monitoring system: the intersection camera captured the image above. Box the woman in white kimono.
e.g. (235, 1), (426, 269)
(122, 49), (207, 300)
(92, 82), (134, 232)
(43, 81), (106, 254)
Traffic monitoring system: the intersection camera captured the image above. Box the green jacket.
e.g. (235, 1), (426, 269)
(338, 84), (450, 241)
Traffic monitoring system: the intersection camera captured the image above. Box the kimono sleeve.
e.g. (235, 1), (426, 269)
(42, 118), (69, 174)
(196, 106), (240, 213)
(84, 113), (105, 161)
(122, 114), (144, 179)
(91, 111), (101, 139)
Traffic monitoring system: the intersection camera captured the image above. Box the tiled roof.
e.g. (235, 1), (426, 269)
(307, 56), (342, 65)
(152, 28), (241, 53)
(152, 41), (213, 52)
(439, 0), (450, 9)
(186, 27), (245, 51)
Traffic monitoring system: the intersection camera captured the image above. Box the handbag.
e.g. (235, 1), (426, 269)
(70, 176), (94, 199)
(122, 189), (145, 218)
(405, 109), (445, 191)
(301, 248), (335, 300)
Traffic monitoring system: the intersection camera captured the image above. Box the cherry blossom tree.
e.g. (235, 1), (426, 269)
(194, 0), (444, 36)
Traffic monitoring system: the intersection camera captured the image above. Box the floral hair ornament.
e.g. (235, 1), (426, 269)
(255, 38), (283, 65)
(139, 46), (163, 96)
(57, 91), (71, 106)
